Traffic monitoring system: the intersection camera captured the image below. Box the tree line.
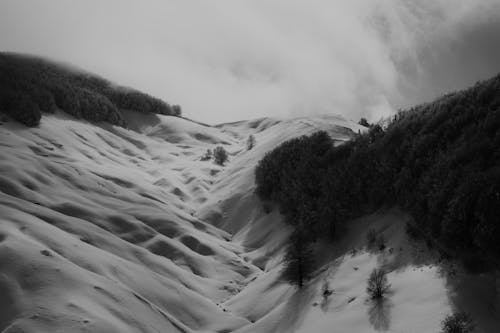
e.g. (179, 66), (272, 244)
(255, 73), (500, 286)
(0, 52), (181, 127)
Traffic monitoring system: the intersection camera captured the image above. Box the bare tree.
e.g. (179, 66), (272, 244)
(367, 268), (390, 299)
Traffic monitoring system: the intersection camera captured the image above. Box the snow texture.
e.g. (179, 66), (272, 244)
(0, 111), (497, 332)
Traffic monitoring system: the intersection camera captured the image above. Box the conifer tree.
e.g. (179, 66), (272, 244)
(282, 231), (314, 288)
(214, 146), (228, 165)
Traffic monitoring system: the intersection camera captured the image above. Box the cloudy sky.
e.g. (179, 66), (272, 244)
(1, 0), (500, 124)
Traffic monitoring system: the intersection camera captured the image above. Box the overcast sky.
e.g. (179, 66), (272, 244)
(1, 0), (500, 124)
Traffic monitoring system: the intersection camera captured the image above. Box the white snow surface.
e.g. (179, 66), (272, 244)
(0, 111), (498, 333)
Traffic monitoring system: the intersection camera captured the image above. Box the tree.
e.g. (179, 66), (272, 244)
(247, 134), (256, 150)
(201, 149), (212, 161)
(0, 53), (183, 127)
(172, 104), (182, 116)
(441, 312), (474, 333)
(0, 90), (41, 127)
(254, 73), (500, 272)
(366, 268), (390, 299)
(282, 231), (314, 288)
(366, 229), (377, 247)
(359, 117), (370, 127)
(214, 146), (228, 165)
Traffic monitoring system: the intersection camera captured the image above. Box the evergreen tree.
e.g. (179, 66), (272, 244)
(0, 52), (182, 127)
(255, 73), (500, 272)
(441, 312), (474, 333)
(358, 117), (370, 127)
(214, 146), (228, 165)
(282, 231), (314, 288)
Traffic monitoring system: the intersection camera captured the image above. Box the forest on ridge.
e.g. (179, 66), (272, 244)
(256, 73), (500, 284)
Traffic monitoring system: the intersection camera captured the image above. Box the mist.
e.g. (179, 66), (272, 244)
(1, 0), (499, 123)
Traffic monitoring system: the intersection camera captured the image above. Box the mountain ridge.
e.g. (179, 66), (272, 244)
(0, 55), (499, 332)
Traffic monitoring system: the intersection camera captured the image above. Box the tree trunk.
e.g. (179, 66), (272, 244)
(496, 270), (500, 301)
(298, 257), (303, 288)
(329, 222), (336, 240)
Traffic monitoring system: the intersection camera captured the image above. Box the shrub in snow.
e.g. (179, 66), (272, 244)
(367, 268), (390, 299)
(201, 149), (212, 161)
(247, 134), (256, 150)
(441, 312), (474, 333)
(214, 146), (228, 165)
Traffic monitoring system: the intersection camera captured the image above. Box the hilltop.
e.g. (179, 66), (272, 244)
(0, 53), (181, 127)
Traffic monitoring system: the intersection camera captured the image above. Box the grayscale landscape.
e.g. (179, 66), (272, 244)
(1, 1), (500, 332)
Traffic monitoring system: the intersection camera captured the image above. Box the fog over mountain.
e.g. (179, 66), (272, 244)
(1, 0), (500, 123)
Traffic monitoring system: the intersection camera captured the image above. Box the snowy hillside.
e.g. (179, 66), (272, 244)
(0, 111), (498, 333)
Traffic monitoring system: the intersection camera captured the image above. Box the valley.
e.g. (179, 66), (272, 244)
(0, 111), (497, 332)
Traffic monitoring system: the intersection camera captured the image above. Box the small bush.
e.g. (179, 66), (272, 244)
(247, 134), (256, 150)
(367, 268), (390, 299)
(441, 312), (474, 333)
(214, 146), (228, 165)
(201, 149), (212, 161)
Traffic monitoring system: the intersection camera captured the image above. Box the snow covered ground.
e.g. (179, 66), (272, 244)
(0, 111), (498, 332)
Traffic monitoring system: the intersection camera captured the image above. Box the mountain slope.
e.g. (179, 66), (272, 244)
(1, 100), (498, 332)
(0, 112), (249, 333)
(0, 110), (364, 332)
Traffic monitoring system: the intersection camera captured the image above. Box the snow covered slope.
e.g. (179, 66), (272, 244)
(0, 111), (497, 333)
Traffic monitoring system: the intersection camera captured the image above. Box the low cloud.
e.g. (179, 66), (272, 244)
(1, 0), (500, 123)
